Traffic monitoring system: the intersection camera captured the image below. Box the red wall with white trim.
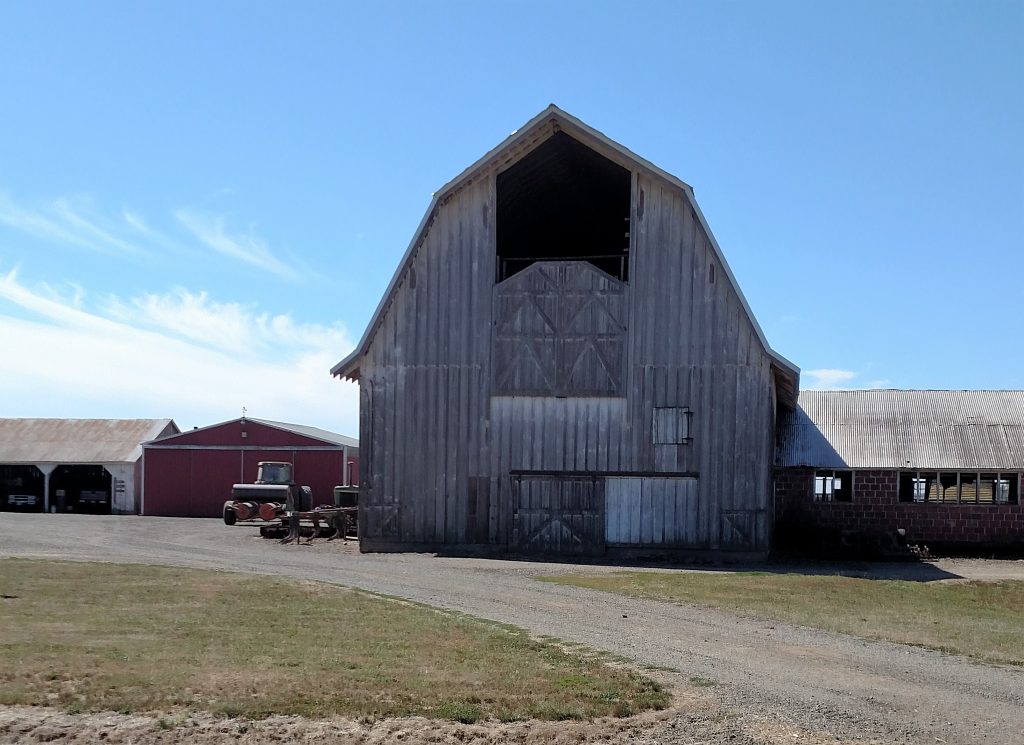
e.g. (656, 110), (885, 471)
(142, 420), (357, 517)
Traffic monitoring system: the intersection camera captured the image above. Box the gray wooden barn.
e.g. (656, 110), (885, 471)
(333, 105), (799, 557)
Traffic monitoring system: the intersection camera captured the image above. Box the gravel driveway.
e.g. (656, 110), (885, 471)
(1, 514), (1022, 745)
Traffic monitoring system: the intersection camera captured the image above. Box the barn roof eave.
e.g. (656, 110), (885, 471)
(328, 190), (441, 382)
(329, 104), (799, 386)
(143, 416), (356, 448)
(330, 348), (361, 381)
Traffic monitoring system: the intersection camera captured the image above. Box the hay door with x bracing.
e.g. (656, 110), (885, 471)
(511, 473), (606, 556)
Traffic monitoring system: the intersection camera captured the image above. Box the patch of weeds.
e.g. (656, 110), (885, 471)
(599, 687), (622, 702)
(555, 674), (591, 690)
(689, 675), (717, 688)
(214, 702), (246, 718)
(551, 707), (584, 721)
(434, 700), (482, 724)
(64, 703), (86, 715)
(156, 712), (189, 730)
(612, 701), (635, 717)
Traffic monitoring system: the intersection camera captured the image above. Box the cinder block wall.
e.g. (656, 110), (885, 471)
(775, 468), (1024, 548)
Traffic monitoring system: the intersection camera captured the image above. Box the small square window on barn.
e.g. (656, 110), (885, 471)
(652, 407), (692, 444)
(938, 472), (959, 502)
(898, 471), (938, 502)
(995, 476), (1019, 504)
(959, 472), (979, 503)
(813, 470), (853, 502)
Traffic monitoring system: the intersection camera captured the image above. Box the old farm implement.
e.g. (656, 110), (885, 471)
(223, 461), (357, 543)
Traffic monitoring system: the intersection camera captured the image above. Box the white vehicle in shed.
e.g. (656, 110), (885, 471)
(6, 494), (39, 509)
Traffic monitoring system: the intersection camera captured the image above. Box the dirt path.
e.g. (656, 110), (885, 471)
(1, 514), (1022, 745)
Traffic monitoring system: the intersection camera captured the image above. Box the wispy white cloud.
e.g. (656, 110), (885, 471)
(175, 208), (299, 279)
(802, 368), (892, 390)
(0, 192), (299, 279)
(802, 368), (858, 389)
(0, 192), (147, 255)
(121, 208), (153, 235)
(52, 197), (145, 255)
(0, 269), (357, 433)
(102, 288), (348, 356)
(0, 193), (104, 252)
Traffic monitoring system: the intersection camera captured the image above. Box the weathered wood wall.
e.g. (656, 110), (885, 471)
(359, 176), (496, 546)
(357, 142), (777, 554)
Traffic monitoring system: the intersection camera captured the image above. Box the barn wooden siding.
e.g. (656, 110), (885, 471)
(357, 143), (778, 554)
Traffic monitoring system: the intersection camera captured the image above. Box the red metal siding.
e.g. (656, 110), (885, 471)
(144, 447), (349, 517)
(143, 448), (191, 516)
(188, 450), (242, 517)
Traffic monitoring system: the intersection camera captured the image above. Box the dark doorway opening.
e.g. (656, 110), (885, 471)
(496, 131), (631, 282)
(50, 465), (112, 514)
(0, 465), (45, 511)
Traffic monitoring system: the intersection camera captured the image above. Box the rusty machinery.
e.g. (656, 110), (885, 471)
(222, 461), (357, 543)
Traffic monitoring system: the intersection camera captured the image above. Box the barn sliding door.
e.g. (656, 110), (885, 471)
(605, 477), (699, 546)
(511, 474), (605, 556)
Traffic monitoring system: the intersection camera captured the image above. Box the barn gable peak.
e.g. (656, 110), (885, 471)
(331, 105), (798, 404)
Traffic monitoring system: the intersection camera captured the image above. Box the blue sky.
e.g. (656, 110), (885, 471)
(1, 1), (1021, 434)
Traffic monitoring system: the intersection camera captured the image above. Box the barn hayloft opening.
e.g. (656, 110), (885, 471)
(496, 131), (631, 282)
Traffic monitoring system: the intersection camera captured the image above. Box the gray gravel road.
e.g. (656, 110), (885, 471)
(1, 514), (1022, 745)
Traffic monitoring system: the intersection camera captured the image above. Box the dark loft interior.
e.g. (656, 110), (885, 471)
(496, 131), (631, 282)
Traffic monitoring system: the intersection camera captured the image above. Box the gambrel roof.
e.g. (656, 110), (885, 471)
(332, 105), (798, 404)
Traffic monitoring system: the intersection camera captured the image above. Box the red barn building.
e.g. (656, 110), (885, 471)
(141, 417), (358, 517)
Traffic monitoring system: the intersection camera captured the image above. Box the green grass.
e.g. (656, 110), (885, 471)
(539, 571), (1024, 666)
(0, 559), (668, 721)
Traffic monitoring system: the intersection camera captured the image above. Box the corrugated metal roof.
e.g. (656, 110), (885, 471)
(777, 390), (1024, 470)
(248, 419), (358, 449)
(0, 418), (178, 464)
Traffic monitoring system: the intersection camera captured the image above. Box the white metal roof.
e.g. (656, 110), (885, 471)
(0, 418), (178, 464)
(142, 417), (358, 449)
(777, 390), (1024, 470)
(249, 418), (358, 449)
